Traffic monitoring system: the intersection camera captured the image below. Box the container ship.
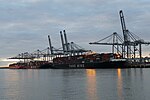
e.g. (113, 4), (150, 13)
(47, 53), (127, 69)
(9, 61), (50, 69)
(45, 30), (127, 69)
(8, 30), (128, 69)
(9, 53), (127, 69)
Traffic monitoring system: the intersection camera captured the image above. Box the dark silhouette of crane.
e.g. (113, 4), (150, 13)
(89, 32), (124, 56)
(119, 10), (150, 60)
(48, 30), (90, 56)
(90, 10), (150, 62)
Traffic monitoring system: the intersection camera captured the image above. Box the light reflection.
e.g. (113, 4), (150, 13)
(4, 70), (20, 82)
(4, 69), (40, 99)
(117, 68), (123, 100)
(3, 70), (20, 98)
(86, 69), (98, 100)
(86, 69), (96, 76)
(118, 68), (121, 77)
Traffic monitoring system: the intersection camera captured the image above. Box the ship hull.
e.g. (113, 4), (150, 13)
(50, 61), (127, 69)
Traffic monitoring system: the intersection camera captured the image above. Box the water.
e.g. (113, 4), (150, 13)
(0, 69), (150, 100)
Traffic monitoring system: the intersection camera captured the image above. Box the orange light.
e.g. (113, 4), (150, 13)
(86, 69), (97, 100)
(117, 68), (121, 77)
(117, 68), (123, 100)
(86, 69), (96, 76)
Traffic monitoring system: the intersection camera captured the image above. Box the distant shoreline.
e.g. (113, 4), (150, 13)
(0, 67), (9, 69)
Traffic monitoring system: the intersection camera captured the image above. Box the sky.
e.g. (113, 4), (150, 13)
(0, 0), (150, 62)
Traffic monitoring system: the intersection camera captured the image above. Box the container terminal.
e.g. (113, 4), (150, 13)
(8, 10), (150, 69)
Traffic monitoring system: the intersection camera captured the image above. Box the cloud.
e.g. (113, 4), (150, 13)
(21, 0), (42, 3)
(0, 0), (42, 3)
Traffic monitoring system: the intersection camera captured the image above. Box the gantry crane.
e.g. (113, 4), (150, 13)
(48, 30), (90, 57)
(89, 32), (124, 56)
(119, 10), (150, 60)
(90, 10), (150, 61)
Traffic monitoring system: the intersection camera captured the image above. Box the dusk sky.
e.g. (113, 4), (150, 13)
(0, 0), (150, 60)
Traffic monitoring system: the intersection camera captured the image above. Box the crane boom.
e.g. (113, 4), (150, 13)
(60, 31), (65, 53)
(63, 30), (69, 52)
(119, 10), (129, 43)
(48, 35), (53, 54)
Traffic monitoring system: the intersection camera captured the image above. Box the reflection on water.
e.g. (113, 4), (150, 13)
(0, 69), (149, 100)
(117, 68), (123, 100)
(3, 70), (20, 100)
(116, 68), (145, 100)
(86, 69), (98, 100)
(86, 69), (96, 76)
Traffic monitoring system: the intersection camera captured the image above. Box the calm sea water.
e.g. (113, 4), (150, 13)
(0, 68), (150, 100)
